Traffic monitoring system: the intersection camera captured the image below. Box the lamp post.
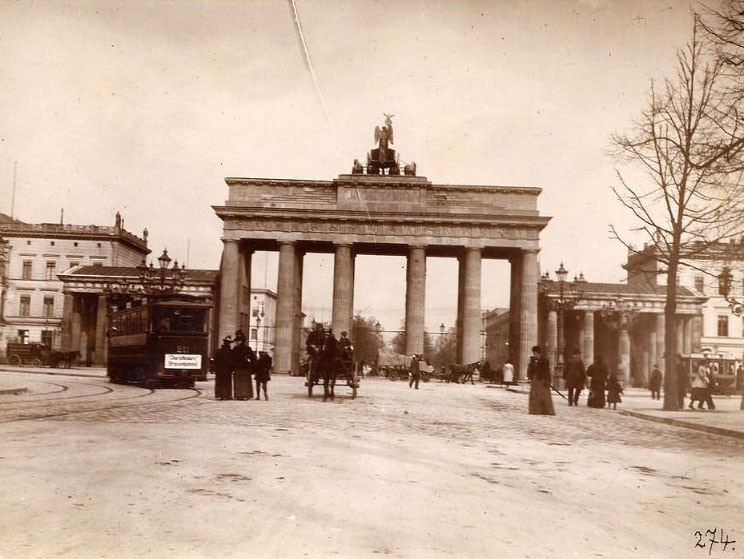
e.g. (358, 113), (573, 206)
(600, 298), (640, 384)
(253, 296), (265, 351)
(719, 265), (744, 316)
(136, 248), (186, 295)
(539, 262), (586, 386)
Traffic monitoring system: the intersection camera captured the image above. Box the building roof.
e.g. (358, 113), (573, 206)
(65, 266), (218, 284)
(542, 280), (699, 298)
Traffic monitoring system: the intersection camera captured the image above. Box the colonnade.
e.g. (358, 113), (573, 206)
(218, 240), (540, 378)
(542, 308), (701, 386)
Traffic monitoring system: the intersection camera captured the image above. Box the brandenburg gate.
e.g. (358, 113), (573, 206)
(213, 120), (550, 379)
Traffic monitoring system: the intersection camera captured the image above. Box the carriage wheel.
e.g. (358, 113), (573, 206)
(30, 358), (42, 368)
(9, 354), (22, 366)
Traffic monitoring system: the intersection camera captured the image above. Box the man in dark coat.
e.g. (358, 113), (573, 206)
(409, 354), (421, 389)
(213, 337), (234, 400)
(527, 345), (555, 415)
(649, 364), (663, 400)
(563, 348), (586, 407)
(254, 351), (272, 400)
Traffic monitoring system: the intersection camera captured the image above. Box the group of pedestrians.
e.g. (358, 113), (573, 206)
(527, 346), (624, 415)
(688, 358), (717, 410)
(212, 329), (272, 401)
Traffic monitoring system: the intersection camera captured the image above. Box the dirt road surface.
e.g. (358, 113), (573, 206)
(0, 372), (742, 558)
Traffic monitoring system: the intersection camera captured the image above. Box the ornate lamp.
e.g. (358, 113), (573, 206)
(538, 262), (587, 383)
(137, 249), (186, 295)
(718, 265), (743, 316)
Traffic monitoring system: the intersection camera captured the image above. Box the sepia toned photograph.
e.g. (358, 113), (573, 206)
(0, 1), (742, 557)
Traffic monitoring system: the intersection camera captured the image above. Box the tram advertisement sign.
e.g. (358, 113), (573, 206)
(165, 354), (202, 369)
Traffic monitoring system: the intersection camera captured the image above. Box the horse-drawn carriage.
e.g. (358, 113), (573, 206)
(304, 327), (359, 400)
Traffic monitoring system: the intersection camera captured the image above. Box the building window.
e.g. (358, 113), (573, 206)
(19, 295), (31, 317)
(718, 315), (729, 337)
(73, 242), (78, 247)
(17, 329), (29, 344)
(251, 328), (258, 340)
(694, 275), (704, 293)
(22, 260), (32, 280)
(45, 261), (56, 280)
(97, 242), (102, 248)
(50, 241), (55, 246)
(43, 296), (54, 318)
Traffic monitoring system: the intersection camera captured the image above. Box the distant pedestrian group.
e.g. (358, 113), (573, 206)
(212, 330), (272, 401)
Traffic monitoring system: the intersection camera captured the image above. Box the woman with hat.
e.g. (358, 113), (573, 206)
(213, 336), (235, 400)
(232, 330), (255, 400)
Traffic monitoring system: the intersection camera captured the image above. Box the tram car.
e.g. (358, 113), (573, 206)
(107, 295), (211, 388)
(680, 352), (742, 395)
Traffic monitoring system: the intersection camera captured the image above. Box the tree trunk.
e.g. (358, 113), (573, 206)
(663, 259), (681, 410)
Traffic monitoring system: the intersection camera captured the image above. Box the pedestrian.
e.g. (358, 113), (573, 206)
(232, 330), (255, 400)
(586, 354), (608, 409)
(213, 337), (234, 400)
(527, 345), (555, 415)
(502, 357), (514, 386)
(409, 354), (421, 389)
(606, 373), (623, 410)
(705, 362), (718, 410)
(339, 330), (354, 380)
(689, 360), (710, 410)
(254, 351), (272, 400)
(649, 364), (663, 400)
(563, 348), (586, 407)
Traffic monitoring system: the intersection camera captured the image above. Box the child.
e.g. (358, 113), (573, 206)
(606, 374), (624, 410)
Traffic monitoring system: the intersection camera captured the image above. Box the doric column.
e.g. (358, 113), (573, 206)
(218, 239), (240, 342)
(275, 241), (297, 374)
(71, 297), (82, 356)
(61, 292), (74, 351)
(618, 326), (631, 384)
(545, 309), (558, 367)
(691, 315), (703, 353)
(238, 247), (253, 333)
(405, 246), (426, 356)
(519, 249), (539, 380)
(676, 317), (685, 356)
(460, 247), (482, 364)
(682, 316), (692, 355)
(456, 254), (465, 362)
(331, 243), (354, 337)
(582, 310), (594, 365)
(655, 313), (665, 372)
(648, 327), (657, 379)
(94, 294), (108, 366)
(291, 249), (304, 376)
(509, 254), (522, 377)
(639, 349), (649, 387)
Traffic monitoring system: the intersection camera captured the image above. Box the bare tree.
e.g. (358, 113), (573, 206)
(611, 21), (744, 410)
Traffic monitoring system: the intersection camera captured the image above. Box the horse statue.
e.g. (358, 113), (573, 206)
(447, 361), (481, 384)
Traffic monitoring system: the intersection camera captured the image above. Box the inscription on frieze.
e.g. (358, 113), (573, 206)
(228, 218), (527, 240)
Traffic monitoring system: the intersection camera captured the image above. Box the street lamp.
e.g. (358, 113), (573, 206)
(136, 248), (186, 295)
(539, 262), (587, 383)
(718, 265), (743, 316)
(253, 296), (265, 351)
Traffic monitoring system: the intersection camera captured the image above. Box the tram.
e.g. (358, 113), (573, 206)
(107, 295), (211, 388)
(679, 352), (742, 395)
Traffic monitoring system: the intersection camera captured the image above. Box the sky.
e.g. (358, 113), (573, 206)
(0, 0), (704, 333)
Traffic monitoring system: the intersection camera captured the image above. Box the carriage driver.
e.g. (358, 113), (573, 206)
(338, 330), (354, 375)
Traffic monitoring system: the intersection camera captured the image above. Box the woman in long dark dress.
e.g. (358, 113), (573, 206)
(213, 337), (234, 400)
(232, 330), (255, 400)
(586, 354), (608, 408)
(527, 345), (555, 415)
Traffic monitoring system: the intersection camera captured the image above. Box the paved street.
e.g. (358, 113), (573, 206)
(0, 370), (742, 559)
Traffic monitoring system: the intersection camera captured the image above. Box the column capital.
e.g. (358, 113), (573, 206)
(334, 242), (353, 248)
(278, 240), (297, 247)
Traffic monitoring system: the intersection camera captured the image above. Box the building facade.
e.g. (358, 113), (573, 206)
(0, 212), (149, 359)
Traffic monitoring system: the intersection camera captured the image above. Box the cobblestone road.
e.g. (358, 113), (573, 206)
(0, 373), (742, 558)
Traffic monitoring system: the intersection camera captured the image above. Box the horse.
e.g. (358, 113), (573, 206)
(447, 361), (481, 384)
(319, 333), (339, 401)
(49, 350), (81, 369)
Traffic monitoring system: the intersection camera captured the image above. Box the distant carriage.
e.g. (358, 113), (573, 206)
(445, 361), (481, 384)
